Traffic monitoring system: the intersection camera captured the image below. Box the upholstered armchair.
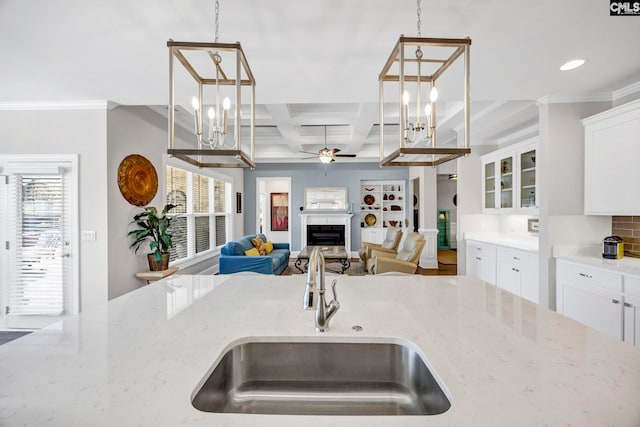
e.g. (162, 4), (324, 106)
(358, 226), (403, 270)
(367, 232), (426, 275)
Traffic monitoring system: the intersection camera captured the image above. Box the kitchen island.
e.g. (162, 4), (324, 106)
(1, 274), (639, 426)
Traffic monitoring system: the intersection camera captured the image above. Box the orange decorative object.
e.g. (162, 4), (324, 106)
(117, 154), (158, 206)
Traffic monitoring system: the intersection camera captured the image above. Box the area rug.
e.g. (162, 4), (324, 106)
(281, 258), (366, 276)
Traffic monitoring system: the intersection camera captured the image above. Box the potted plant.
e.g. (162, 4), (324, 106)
(128, 204), (176, 271)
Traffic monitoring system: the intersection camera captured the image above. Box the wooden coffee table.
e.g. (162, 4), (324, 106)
(295, 245), (351, 274)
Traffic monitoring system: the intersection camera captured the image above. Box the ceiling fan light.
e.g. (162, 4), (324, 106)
(319, 154), (333, 164)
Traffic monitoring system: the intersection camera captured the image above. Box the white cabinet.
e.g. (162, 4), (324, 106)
(360, 228), (385, 245)
(481, 139), (538, 214)
(623, 274), (640, 346)
(360, 180), (406, 232)
(496, 247), (539, 304)
(583, 99), (640, 215)
(561, 281), (623, 340)
(482, 153), (515, 213)
(466, 241), (497, 285)
(556, 259), (625, 341)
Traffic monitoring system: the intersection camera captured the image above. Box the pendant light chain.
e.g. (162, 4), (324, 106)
(416, 0), (422, 38)
(214, 0), (220, 42)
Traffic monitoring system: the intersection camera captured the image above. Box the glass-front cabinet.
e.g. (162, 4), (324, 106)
(498, 155), (514, 210)
(481, 139), (538, 214)
(484, 162), (496, 209)
(519, 148), (537, 211)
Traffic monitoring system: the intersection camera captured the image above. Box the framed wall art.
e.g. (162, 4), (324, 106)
(270, 192), (289, 231)
(236, 192), (242, 213)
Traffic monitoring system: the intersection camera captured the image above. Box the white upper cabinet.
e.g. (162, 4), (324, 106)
(584, 99), (640, 215)
(481, 138), (538, 214)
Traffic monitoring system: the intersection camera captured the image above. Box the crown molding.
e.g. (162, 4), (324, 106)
(496, 123), (539, 145)
(612, 81), (640, 101)
(537, 93), (611, 105)
(0, 100), (118, 111)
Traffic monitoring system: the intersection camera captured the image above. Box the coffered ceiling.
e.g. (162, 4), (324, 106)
(1, 0), (639, 163)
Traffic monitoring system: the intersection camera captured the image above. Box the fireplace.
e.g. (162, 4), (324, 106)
(307, 225), (345, 246)
(299, 212), (353, 255)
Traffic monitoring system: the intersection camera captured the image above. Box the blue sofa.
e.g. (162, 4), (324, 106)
(219, 233), (291, 275)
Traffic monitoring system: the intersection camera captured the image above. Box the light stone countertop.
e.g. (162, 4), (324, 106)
(464, 232), (539, 253)
(555, 244), (640, 275)
(1, 274), (640, 426)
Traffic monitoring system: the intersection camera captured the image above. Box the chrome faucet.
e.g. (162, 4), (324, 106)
(303, 247), (340, 332)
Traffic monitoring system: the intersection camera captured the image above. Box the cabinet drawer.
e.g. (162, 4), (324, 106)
(625, 274), (640, 297)
(556, 260), (623, 292)
(498, 247), (536, 268)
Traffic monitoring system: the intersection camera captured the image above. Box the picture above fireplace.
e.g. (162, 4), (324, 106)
(304, 187), (348, 210)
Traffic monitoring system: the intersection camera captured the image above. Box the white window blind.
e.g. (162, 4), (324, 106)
(8, 174), (67, 316)
(165, 165), (230, 263)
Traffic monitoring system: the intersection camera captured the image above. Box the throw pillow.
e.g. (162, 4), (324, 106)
(244, 247), (260, 256)
(264, 240), (274, 254)
(251, 236), (267, 255)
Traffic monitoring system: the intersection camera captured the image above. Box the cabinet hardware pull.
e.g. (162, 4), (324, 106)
(476, 257), (482, 261)
(578, 273), (592, 278)
(513, 257), (520, 260)
(512, 268), (520, 272)
(624, 302), (633, 308)
(611, 299), (620, 304)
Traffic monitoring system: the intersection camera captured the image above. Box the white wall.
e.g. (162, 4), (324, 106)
(257, 178), (290, 244)
(409, 166), (438, 268)
(538, 100), (612, 309)
(0, 107), (109, 311)
(456, 145), (498, 273)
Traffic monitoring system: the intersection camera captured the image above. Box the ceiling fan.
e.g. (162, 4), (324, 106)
(300, 125), (357, 164)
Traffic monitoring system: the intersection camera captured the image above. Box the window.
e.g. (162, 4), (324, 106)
(165, 166), (230, 263)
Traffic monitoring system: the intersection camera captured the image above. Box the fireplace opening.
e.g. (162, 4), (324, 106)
(307, 224), (345, 246)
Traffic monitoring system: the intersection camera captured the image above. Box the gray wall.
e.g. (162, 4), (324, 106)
(107, 106), (169, 300)
(0, 108), (109, 311)
(244, 163), (409, 251)
(107, 106), (245, 297)
(1, 105), (246, 309)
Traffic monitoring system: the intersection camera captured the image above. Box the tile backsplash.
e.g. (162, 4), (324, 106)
(612, 216), (640, 258)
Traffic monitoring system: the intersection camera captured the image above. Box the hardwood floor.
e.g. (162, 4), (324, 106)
(420, 249), (458, 276)
(285, 249), (458, 276)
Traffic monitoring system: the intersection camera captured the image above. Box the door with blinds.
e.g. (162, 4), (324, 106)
(0, 159), (77, 329)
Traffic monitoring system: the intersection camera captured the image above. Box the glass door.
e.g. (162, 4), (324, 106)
(499, 155), (514, 209)
(519, 149), (537, 209)
(1, 161), (75, 329)
(484, 162), (496, 209)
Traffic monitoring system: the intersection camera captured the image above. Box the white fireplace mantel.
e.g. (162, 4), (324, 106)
(299, 212), (354, 255)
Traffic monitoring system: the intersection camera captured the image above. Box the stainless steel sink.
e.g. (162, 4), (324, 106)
(191, 340), (451, 416)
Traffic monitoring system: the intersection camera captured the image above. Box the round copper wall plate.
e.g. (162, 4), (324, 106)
(117, 154), (158, 206)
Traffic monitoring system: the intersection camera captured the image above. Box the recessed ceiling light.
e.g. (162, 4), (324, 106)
(560, 59), (586, 71)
